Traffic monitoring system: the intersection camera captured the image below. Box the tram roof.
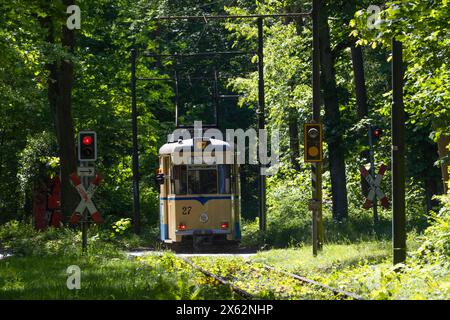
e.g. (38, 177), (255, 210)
(159, 138), (231, 155)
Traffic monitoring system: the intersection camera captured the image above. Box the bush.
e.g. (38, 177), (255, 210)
(267, 185), (311, 246)
(324, 193), (450, 300)
(242, 168), (393, 248)
(240, 218), (261, 247)
(16, 132), (59, 216)
(0, 220), (36, 251)
(0, 219), (121, 258)
(415, 192), (450, 265)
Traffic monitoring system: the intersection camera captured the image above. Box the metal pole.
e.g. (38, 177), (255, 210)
(257, 17), (267, 237)
(312, 0), (323, 255)
(213, 69), (219, 128)
(131, 49), (141, 234)
(175, 70), (180, 127)
(392, 38), (406, 264)
(81, 161), (88, 252)
(368, 124), (379, 226)
(312, 0), (321, 122)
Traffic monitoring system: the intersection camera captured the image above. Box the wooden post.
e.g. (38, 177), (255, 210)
(257, 17), (267, 237)
(392, 38), (406, 264)
(131, 49), (141, 234)
(312, 0), (323, 255)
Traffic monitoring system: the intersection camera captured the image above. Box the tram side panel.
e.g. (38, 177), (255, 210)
(233, 163), (242, 241)
(159, 156), (170, 242)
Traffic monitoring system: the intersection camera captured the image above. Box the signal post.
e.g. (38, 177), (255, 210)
(307, 0), (324, 256)
(71, 131), (102, 252)
(305, 124), (324, 256)
(367, 125), (383, 226)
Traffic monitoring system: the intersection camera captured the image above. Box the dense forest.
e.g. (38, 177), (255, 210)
(1, 0), (450, 300)
(1, 0), (448, 232)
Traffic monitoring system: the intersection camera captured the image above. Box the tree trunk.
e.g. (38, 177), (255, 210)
(288, 111), (301, 171)
(0, 129), (4, 186)
(425, 178), (440, 212)
(351, 45), (368, 121)
(41, 1), (78, 219)
(437, 134), (450, 193)
(351, 44), (370, 198)
(57, 0), (78, 219)
(318, 0), (348, 220)
(421, 135), (443, 213)
(43, 18), (60, 142)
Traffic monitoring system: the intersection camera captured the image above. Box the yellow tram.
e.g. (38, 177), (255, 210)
(157, 136), (241, 248)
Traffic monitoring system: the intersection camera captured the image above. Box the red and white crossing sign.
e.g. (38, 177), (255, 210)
(360, 164), (390, 210)
(69, 173), (103, 224)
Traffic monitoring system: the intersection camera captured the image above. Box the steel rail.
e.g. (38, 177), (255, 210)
(181, 256), (363, 300)
(262, 264), (365, 300)
(180, 257), (257, 300)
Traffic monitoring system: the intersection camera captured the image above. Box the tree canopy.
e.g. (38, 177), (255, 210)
(0, 0), (448, 230)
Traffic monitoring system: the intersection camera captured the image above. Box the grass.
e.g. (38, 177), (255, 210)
(183, 241), (395, 300)
(3, 237), (447, 300)
(0, 251), (238, 299)
(0, 220), (236, 300)
(190, 256), (338, 300)
(247, 238), (450, 300)
(1, 218), (449, 300)
(1, 229), (397, 300)
(251, 241), (392, 277)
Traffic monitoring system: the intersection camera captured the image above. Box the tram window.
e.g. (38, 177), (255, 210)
(173, 165), (187, 195)
(188, 166), (217, 194)
(218, 165), (231, 194)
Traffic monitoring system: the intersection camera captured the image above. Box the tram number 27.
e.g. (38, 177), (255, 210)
(182, 206), (192, 215)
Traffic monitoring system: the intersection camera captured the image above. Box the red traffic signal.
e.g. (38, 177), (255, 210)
(372, 128), (382, 139)
(78, 131), (97, 161)
(371, 127), (383, 143)
(82, 136), (93, 145)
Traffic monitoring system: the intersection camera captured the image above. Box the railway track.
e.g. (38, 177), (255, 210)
(180, 256), (257, 300)
(180, 256), (364, 300)
(261, 264), (364, 300)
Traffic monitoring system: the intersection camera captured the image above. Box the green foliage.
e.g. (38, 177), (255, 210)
(16, 132), (59, 206)
(0, 0), (175, 225)
(0, 2), (52, 221)
(0, 221), (235, 299)
(111, 218), (132, 236)
(323, 261), (450, 300)
(351, 0), (450, 138)
(226, 4), (313, 162)
(69, 0), (174, 225)
(242, 164), (403, 248)
(191, 256), (335, 299)
(416, 193), (450, 265)
(308, 194), (450, 300)
(0, 219), (120, 258)
(0, 251), (231, 299)
(264, 170), (311, 247)
(1, 0), (450, 300)
(0, 220), (36, 253)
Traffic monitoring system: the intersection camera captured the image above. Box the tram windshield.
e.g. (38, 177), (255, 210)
(172, 165), (231, 195)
